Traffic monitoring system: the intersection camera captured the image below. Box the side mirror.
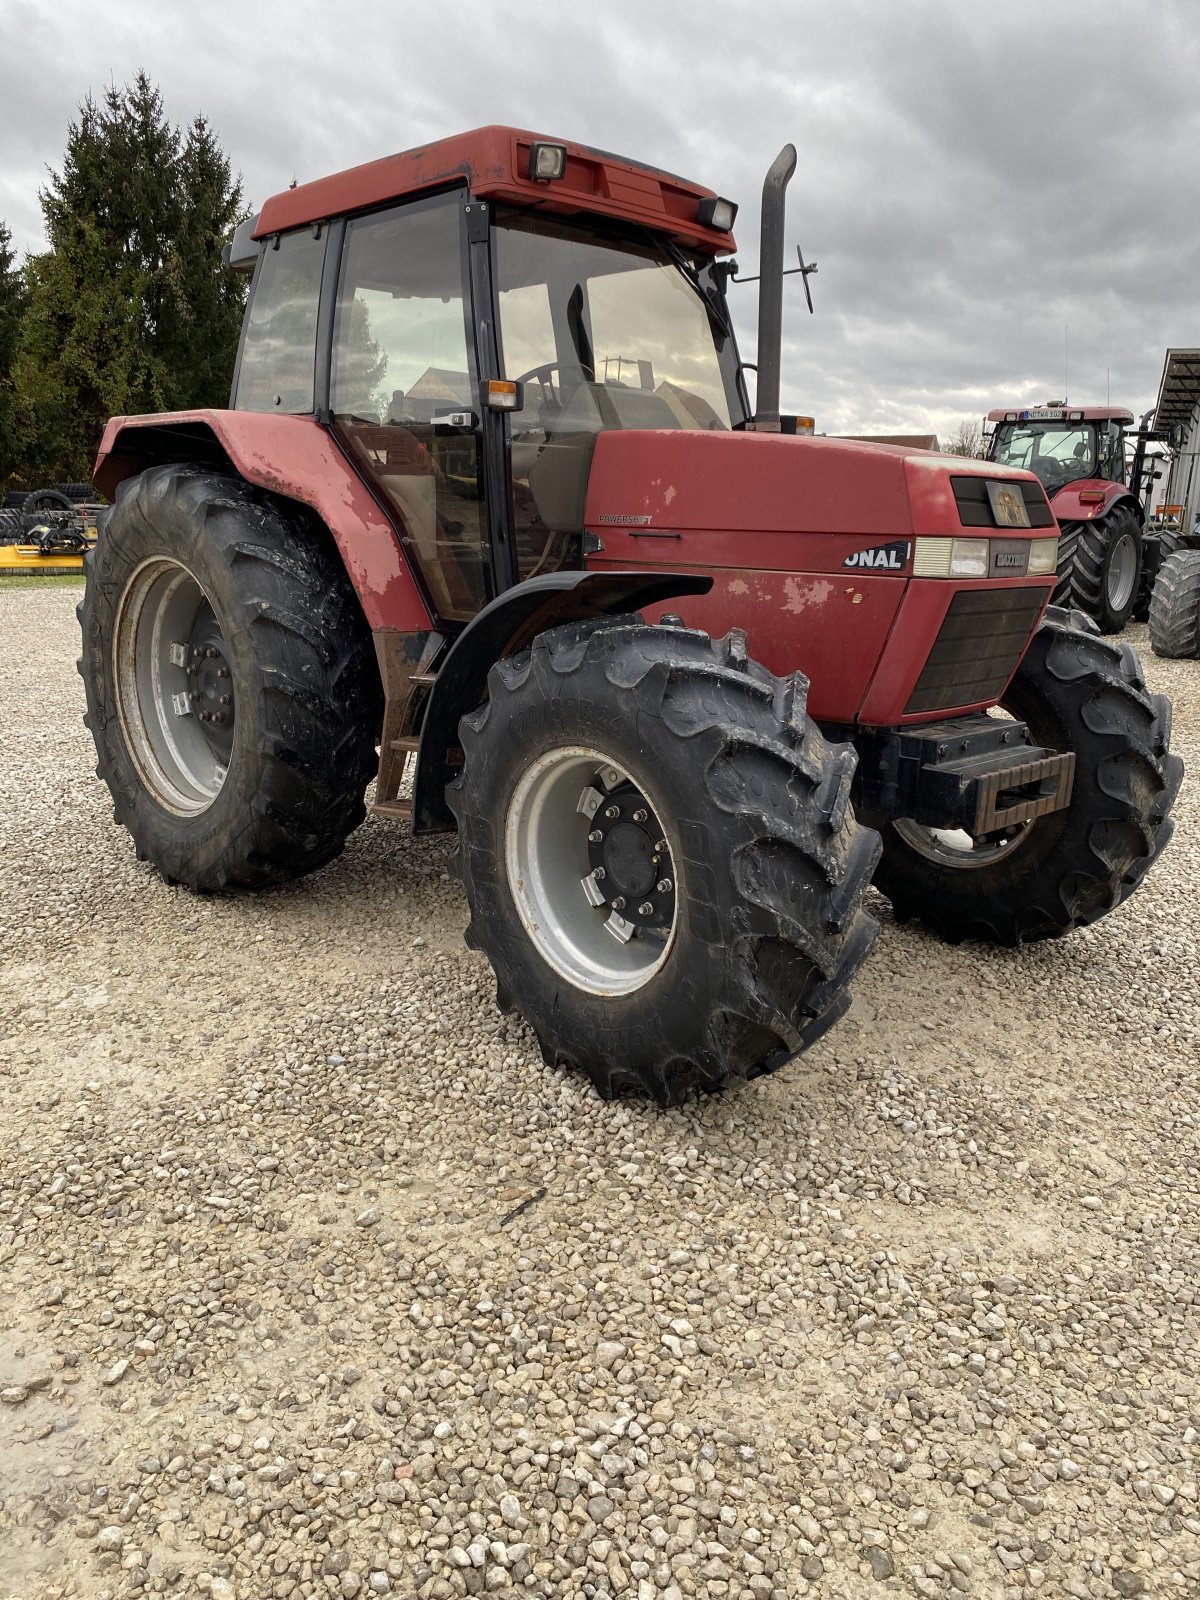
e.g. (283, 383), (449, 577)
(1169, 423), (1186, 450)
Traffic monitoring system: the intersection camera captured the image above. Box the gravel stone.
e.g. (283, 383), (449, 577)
(1, 592), (1198, 1600)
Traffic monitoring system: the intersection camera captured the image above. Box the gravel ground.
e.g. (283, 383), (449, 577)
(1, 585), (1197, 1600)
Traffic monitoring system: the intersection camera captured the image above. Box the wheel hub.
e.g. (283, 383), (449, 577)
(184, 608), (235, 763)
(584, 781), (675, 935)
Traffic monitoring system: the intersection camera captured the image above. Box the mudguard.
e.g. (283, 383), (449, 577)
(412, 570), (712, 832)
(1051, 480), (1143, 527)
(93, 410), (431, 633)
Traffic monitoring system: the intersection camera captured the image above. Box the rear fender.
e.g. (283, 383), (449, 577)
(412, 570), (712, 832)
(1052, 480), (1143, 527)
(93, 409), (431, 632)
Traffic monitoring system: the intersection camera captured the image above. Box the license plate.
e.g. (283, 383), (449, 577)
(985, 480), (1032, 528)
(1027, 408), (1064, 420)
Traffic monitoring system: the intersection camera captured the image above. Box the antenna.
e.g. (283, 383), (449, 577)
(1064, 325), (1069, 404)
(1107, 367), (1110, 405)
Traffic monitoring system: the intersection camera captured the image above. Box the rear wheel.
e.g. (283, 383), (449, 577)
(78, 463), (381, 889)
(449, 617), (881, 1104)
(1054, 506), (1142, 633)
(1148, 549), (1200, 659)
(867, 607), (1181, 944)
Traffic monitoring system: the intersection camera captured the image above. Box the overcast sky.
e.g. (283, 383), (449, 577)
(2, 0), (1196, 441)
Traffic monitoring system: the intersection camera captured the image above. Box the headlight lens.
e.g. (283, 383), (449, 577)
(1027, 537), (1059, 575)
(949, 538), (990, 578)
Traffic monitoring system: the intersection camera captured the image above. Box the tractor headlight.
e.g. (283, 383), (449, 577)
(1027, 537), (1059, 575)
(913, 536), (990, 578)
(949, 538), (990, 578)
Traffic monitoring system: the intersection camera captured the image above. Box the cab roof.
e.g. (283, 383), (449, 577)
(986, 405), (1135, 424)
(253, 125), (736, 256)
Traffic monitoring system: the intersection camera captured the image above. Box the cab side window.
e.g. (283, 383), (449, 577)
(1100, 422), (1125, 482)
(330, 195), (487, 622)
(234, 228), (327, 414)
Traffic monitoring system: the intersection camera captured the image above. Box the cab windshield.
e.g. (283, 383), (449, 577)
(494, 210), (744, 579)
(991, 420), (1123, 492)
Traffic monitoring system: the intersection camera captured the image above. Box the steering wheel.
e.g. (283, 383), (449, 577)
(516, 362), (564, 398)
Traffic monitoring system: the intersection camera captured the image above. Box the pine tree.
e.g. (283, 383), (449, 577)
(0, 221), (27, 487)
(14, 75), (248, 481)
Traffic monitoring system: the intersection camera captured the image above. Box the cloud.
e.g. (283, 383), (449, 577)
(1, 0), (1195, 437)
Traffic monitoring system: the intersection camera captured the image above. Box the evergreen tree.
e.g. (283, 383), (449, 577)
(0, 222), (27, 486)
(14, 75), (248, 481)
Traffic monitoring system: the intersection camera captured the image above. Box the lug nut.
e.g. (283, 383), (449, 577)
(638, 901), (654, 916)
(604, 804), (620, 819)
(220, 694), (231, 705)
(655, 838), (668, 852)
(593, 867), (606, 881)
(588, 829), (602, 843)
(217, 666), (229, 679)
(657, 878), (672, 893)
(611, 896), (626, 910)
(633, 808), (648, 823)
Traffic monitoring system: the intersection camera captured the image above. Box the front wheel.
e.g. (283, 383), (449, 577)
(867, 607), (1182, 945)
(1054, 507), (1142, 633)
(448, 617), (881, 1104)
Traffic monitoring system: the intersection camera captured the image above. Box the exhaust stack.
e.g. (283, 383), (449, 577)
(753, 143), (797, 433)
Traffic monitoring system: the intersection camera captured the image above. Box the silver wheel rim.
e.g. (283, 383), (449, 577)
(113, 557), (235, 815)
(893, 817), (1032, 868)
(504, 745), (678, 996)
(1107, 531), (1138, 612)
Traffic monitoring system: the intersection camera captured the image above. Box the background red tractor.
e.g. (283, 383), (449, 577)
(78, 129), (1182, 1103)
(985, 404), (1155, 632)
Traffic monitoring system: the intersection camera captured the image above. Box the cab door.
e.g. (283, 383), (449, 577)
(329, 192), (490, 622)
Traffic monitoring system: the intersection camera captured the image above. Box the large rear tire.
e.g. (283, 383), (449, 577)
(1148, 549), (1200, 659)
(78, 464), (381, 890)
(448, 617), (881, 1104)
(1053, 506), (1142, 633)
(867, 607), (1182, 944)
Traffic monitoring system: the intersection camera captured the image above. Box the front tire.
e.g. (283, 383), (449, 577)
(868, 607), (1182, 944)
(449, 617), (881, 1104)
(1054, 506), (1142, 633)
(78, 464), (381, 890)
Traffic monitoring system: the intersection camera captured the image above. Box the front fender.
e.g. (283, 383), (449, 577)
(412, 570), (712, 832)
(1052, 479), (1143, 526)
(93, 410), (431, 632)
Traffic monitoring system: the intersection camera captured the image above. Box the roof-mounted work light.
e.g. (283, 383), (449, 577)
(698, 196), (737, 231)
(528, 142), (567, 182)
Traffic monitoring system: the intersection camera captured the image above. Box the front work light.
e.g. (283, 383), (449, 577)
(698, 196), (738, 231)
(528, 142), (567, 182)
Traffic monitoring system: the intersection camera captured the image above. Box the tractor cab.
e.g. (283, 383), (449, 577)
(986, 405), (1132, 496)
(226, 131), (746, 626)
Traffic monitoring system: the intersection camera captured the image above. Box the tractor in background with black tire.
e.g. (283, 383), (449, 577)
(1150, 548), (1200, 659)
(77, 128), (1183, 1105)
(985, 404), (1153, 633)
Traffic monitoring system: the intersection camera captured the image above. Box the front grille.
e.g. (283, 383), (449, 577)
(952, 475), (1054, 528)
(906, 588), (1046, 714)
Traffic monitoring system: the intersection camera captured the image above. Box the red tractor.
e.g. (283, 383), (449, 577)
(984, 403), (1155, 633)
(79, 129), (1182, 1103)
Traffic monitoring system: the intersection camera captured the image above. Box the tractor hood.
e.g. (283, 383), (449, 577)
(583, 428), (995, 556)
(580, 428), (1056, 726)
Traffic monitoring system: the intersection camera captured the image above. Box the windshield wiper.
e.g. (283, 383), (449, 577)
(641, 228), (732, 340)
